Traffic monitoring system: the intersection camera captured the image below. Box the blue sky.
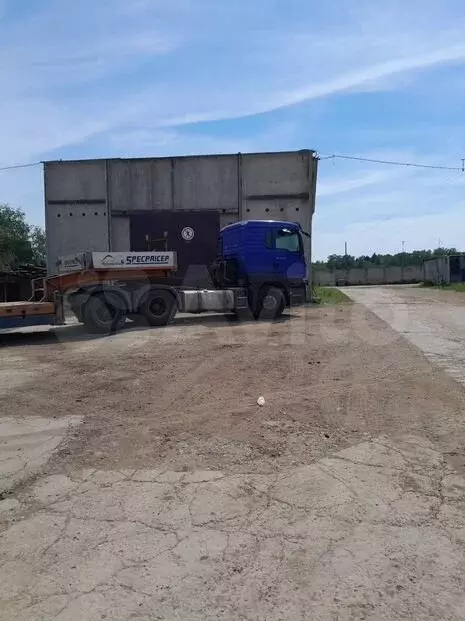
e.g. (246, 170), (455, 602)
(1, 0), (464, 259)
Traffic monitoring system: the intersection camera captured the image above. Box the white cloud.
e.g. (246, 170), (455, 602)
(1, 0), (465, 164)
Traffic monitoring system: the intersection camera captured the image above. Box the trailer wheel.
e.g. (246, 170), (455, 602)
(257, 286), (285, 320)
(139, 289), (177, 326)
(82, 293), (126, 334)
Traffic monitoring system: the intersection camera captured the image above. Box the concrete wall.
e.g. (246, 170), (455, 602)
(44, 151), (317, 274)
(314, 265), (424, 286)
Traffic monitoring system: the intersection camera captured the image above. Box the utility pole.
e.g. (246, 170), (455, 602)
(344, 241), (348, 256)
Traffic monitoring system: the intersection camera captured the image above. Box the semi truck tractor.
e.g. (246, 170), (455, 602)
(0, 220), (308, 334)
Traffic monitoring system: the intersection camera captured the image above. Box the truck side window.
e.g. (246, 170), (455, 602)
(265, 230), (274, 249)
(275, 229), (300, 252)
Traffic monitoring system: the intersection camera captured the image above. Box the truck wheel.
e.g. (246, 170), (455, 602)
(82, 293), (126, 334)
(139, 289), (177, 326)
(257, 286), (285, 320)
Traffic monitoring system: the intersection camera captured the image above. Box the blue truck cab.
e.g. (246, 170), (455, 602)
(211, 220), (308, 317)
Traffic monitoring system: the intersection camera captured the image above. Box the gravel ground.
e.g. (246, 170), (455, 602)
(0, 302), (465, 620)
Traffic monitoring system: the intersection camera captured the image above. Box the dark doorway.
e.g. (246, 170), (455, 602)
(450, 256), (461, 283)
(130, 211), (221, 286)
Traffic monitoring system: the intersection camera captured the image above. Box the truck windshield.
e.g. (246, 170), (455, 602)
(275, 228), (302, 253)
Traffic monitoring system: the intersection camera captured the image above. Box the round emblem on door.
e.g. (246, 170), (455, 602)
(181, 226), (195, 241)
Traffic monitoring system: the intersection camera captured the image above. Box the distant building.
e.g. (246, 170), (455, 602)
(423, 255), (465, 285)
(0, 265), (46, 302)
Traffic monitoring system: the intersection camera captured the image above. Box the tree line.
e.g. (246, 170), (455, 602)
(0, 203), (46, 270)
(314, 248), (460, 270)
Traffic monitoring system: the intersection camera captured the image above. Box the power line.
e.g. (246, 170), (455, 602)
(0, 161), (42, 172)
(318, 152), (464, 172)
(0, 154), (463, 173)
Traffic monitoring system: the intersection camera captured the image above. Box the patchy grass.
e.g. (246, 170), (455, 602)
(313, 286), (352, 305)
(421, 282), (465, 292)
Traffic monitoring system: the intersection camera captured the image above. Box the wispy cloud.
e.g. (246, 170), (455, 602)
(2, 0), (465, 161)
(1, 0), (465, 255)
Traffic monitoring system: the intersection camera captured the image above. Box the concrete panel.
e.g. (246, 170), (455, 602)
(219, 211), (238, 230)
(109, 159), (172, 211)
(333, 269), (348, 285)
(173, 156), (238, 211)
(242, 151), (311, 198)
(316, 265), (424, 286)
(366, 267), (385, 284)
(313, 270), (335, 286)
(347, 268), (366, 285)
(45, 161), (106, 202)
(46, 204), (109, 274)
(243, 198), (309, 227)
(111, 216), (130, 251)
(402, 265), (423, 282)
(385, 266), (402, 283)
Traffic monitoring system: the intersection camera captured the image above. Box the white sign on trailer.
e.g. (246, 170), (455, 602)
(57, 252), (90, 273)
(91, 252), (177, 270)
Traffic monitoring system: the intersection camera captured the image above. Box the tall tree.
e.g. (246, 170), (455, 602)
(0, 204), (46, 269)
(30, 225), (46, 266)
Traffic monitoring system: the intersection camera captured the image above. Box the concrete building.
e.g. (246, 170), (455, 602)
(423, 255), (465, 285)
(44, 150), (318, 282)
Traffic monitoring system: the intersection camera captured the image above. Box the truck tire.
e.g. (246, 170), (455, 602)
(139, 289), (177, 326)
(82, 293), (126, 334)
(257, 286), (285, 320)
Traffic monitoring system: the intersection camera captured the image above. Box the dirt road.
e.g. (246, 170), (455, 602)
(1, 305), (465, 620)
(343, 285), (465, 387)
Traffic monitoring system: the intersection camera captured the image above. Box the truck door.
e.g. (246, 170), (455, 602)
(272, 228), (306, 281)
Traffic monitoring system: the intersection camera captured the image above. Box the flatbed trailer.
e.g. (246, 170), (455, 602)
(0, 301), (58, 330)
(0, 252), (182, 334)
(0, 251), (272, 334)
